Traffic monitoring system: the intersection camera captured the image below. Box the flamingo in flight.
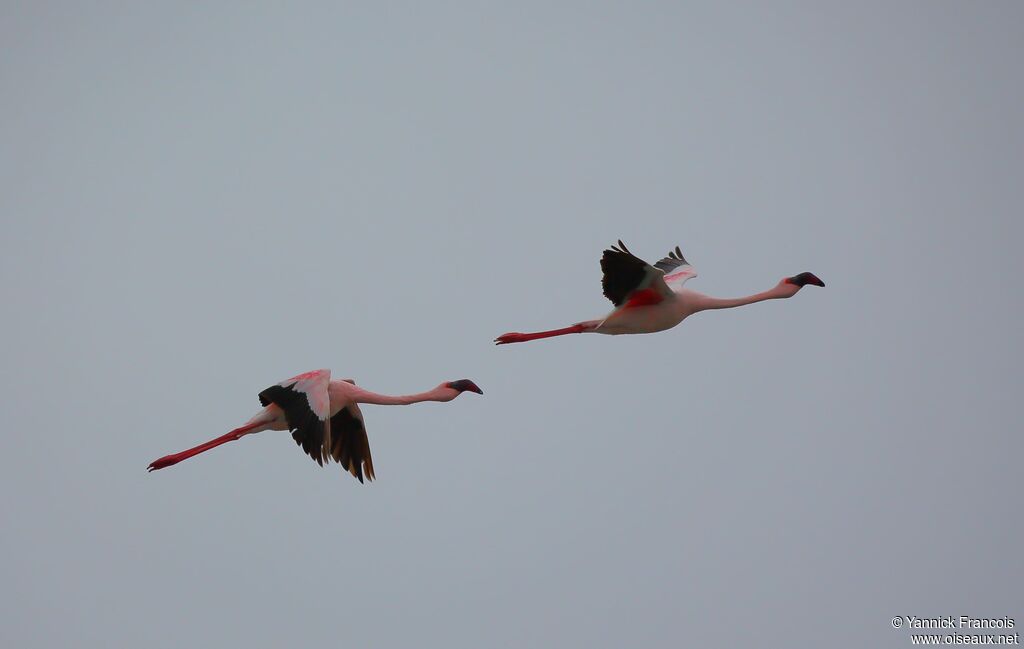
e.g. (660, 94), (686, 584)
(495, 241), (824, 345)
(148, 370), (483, 482)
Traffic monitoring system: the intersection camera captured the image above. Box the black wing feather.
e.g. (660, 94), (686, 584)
(653, 245), (689, 274)
(600, 240), (652, 306)
(329, 406), (375, 483)
(259, 384), (327, 466)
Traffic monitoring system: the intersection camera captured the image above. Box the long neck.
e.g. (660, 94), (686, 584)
(693, 285), (787, 311)
(352, 385), (453, 406)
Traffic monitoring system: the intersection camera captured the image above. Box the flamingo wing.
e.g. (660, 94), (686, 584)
(258, 369), (333, 466)
(600, 240), (673, 307)
(654, 245), (698, 292)
(329, 403), (375, 483)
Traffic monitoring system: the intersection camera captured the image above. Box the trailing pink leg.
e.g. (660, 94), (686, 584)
(147, 422), (263, 471)
(494, 323), (591, 345)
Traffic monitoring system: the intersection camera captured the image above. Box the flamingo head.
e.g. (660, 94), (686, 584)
(446, 379), (484, 395)
(784, 272), (825, 288)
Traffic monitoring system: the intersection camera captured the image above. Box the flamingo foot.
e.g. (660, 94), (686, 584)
(147, 454), (181, 471)
(494, 332), (528, 345)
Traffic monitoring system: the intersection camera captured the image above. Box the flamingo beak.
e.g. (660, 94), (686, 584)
(785, 272), (825, 288)
(448, 379), (483, 395)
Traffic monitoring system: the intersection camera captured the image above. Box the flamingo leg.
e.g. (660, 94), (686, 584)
(148, 422), (262, 471)
(494, 323), (589, 345)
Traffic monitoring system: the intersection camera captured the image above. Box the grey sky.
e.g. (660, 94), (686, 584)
(2, 2), (1021, 648)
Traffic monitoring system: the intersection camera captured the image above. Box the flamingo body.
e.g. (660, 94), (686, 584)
(495, 241), (823, 344)
(148, 370), (482, 483)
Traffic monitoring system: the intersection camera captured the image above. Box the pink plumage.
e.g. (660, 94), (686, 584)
(148, 370), (482, 483)
(495, 241), (823, 345)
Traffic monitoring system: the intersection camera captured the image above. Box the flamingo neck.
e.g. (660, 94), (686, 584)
(369, 387), (453, 405)
(694, 286), (786, 311)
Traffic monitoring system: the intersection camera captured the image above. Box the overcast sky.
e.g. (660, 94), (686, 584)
(2, 2), (1021, 648)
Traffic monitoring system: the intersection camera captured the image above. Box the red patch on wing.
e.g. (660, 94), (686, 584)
(624, 288), (664, 308)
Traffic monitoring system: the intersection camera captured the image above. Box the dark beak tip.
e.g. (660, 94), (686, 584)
(450, 379), (483, 395)
(790, 272), (825, 288)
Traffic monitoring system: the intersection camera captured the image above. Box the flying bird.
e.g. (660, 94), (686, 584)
(495, 241), (824, 345)
(147, 370), (483, 482)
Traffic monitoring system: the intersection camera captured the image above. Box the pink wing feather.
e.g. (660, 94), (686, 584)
(278, 369), (332, 420)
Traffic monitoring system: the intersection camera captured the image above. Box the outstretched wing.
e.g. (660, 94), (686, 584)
(258, 369), (332, 466)
(654, 245), (698, 292)
(600, 240), (672, 307)
(328, 403), (375, 483)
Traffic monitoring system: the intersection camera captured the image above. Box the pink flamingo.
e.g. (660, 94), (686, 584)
(495, 241), (824, 345)
(148, 370), (482, 482)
